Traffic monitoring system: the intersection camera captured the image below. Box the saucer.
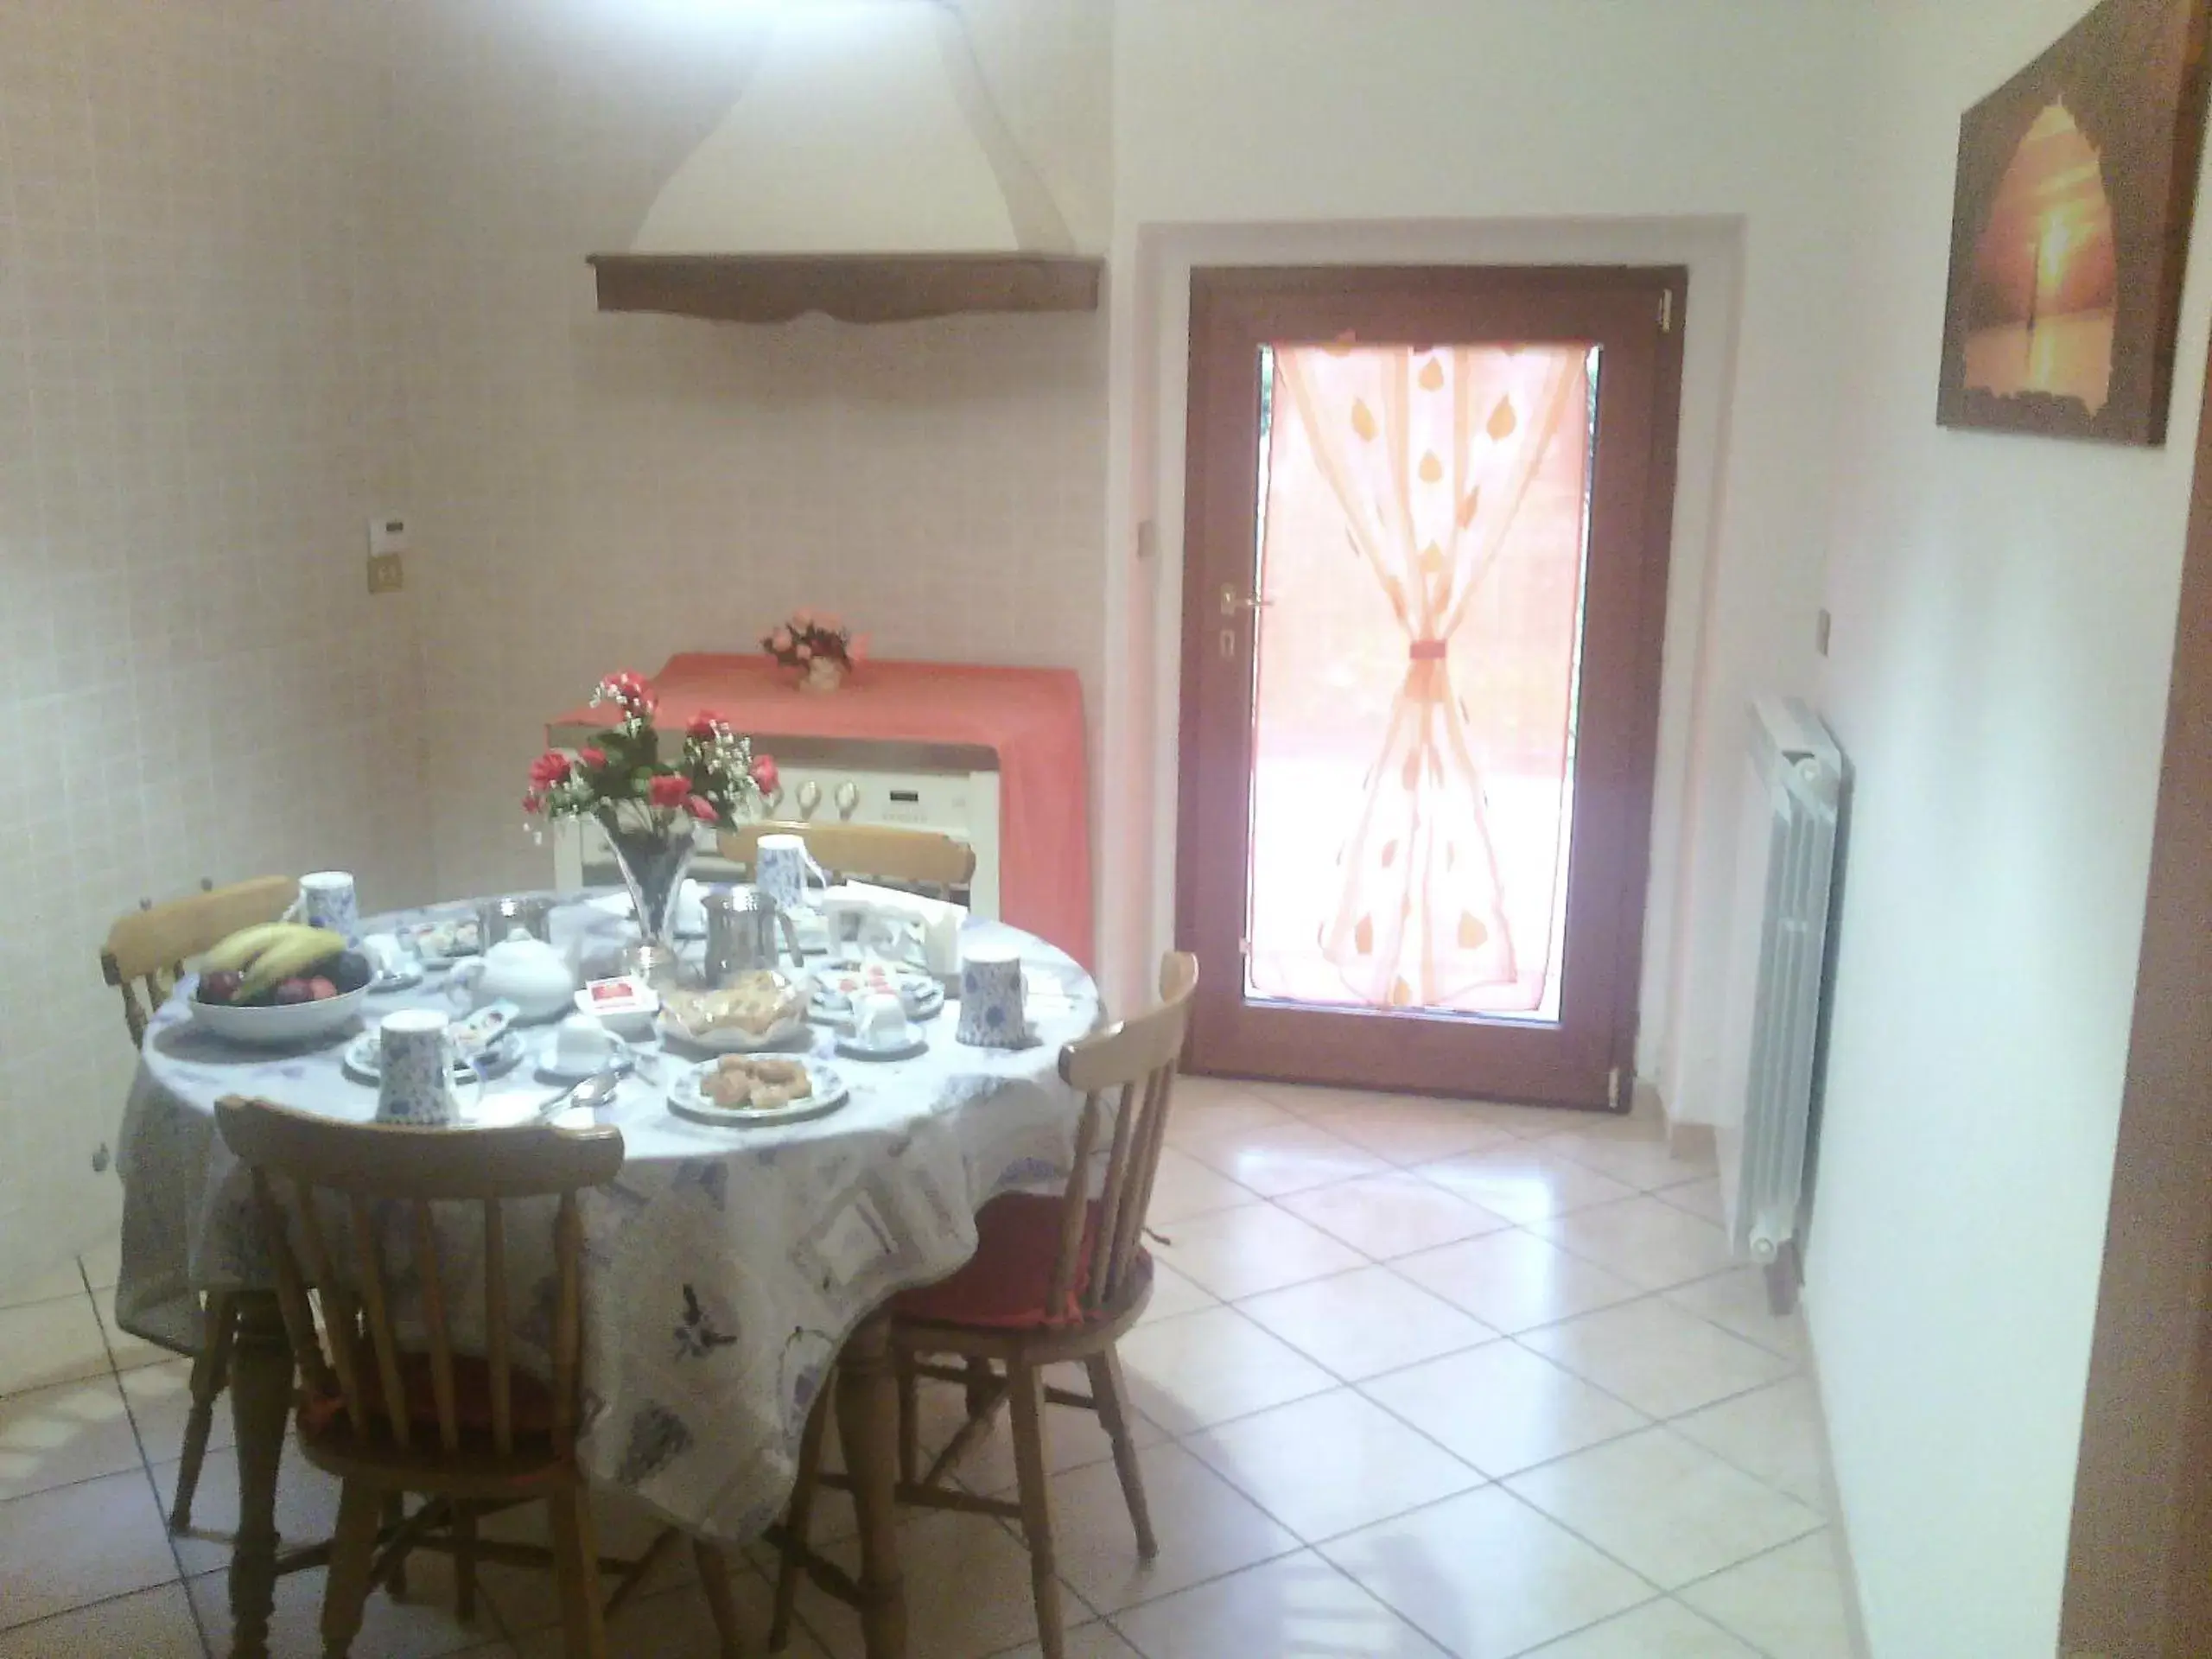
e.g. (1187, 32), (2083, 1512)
(834, 1029), (928, 1063)
(368, 963), (425, 994)
(342, 1029), (524, 1085)
(534, 1045), (635, 1085)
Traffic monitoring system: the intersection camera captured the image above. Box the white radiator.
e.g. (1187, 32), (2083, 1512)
(1715, 697), (1846, 1275)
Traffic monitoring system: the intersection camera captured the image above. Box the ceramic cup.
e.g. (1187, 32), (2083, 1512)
(853, 991), (913, 1052)
(754, 834), (830, 916)
(376, 1008), (474, 1126)
(288, 871), (359, 941)
(551, 1013), (625, 1077)
(956, 944), (1029, 1048)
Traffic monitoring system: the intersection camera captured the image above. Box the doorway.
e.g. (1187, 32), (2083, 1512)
(1176, 266), (1687, 1109)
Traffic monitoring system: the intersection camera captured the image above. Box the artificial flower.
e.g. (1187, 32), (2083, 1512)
(528, 751), (572, 787)
(579, 747), (607, 769)
(684, 795), (718, 823)
(751, 754), (779, 794)
(646, 773), (691, 808)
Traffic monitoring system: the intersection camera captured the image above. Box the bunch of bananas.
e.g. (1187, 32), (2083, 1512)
(201, 923), (349, 1001)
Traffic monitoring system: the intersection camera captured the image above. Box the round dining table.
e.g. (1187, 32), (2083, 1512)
(111, 890), (1103, 1659)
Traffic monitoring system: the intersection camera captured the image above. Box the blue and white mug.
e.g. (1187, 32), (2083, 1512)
(376, 1009), (474, 1126)
(956, 944), (1030, 1048)
(754, 834), (830, 916)
(287, 870), (359, 942)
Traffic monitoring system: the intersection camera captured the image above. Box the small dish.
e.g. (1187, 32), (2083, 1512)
(834, 1029), (928, 1063)
(812, 960), (944, 1021)
(342, 1029), (524, 1086)
(667, 1057), (849, 1127)
(534, 1046), (635, 1086)
(404, 915), (483, 969)
(576, 976), (659, 1039)
(368, 964), (425, 995)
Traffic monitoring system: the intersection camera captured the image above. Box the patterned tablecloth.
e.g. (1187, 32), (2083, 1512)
(112, 894), (1101, 1545)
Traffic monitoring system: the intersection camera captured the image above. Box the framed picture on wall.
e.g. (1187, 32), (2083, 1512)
(1936, 0), (2212, 445)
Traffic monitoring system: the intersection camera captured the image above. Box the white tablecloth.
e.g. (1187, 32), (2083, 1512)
(113, 893), (1101, 1544)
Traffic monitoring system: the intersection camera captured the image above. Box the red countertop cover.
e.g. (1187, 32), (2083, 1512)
(549, 653), (1092, 966)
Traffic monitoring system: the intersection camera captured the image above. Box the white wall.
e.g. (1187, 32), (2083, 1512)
(1807, 2), (2210, 1651)
(1102, 0), (1859, 1097)
(0, 1), (420, 1284)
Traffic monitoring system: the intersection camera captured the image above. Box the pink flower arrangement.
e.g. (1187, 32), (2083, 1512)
(761, 610), (868, 681)
(523, 671), (772, 835)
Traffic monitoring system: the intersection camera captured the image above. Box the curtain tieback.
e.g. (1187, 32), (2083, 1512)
(1408, 639), (1447, 661)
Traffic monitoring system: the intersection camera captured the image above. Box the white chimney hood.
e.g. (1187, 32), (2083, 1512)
(589, 0), (1100, 325)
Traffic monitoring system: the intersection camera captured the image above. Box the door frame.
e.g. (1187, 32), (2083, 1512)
(2062, 286), (2212, 1656)
(1173, 264), (1688, 1109)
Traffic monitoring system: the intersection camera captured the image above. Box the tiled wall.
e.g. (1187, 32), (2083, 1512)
(383, 0), (1109, 903)
(0, 2), (423, 1271)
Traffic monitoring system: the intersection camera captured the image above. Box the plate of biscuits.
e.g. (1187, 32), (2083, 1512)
(667, 1055), (849, 1127)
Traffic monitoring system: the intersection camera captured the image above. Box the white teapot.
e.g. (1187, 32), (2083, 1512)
(448, 927), (577, 1024)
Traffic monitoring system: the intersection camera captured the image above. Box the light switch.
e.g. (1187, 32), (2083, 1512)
(369, 515), (410, 556)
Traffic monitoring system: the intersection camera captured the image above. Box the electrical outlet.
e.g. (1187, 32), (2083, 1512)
(369, 515), (410, 556)
(366, 552), (404, 594)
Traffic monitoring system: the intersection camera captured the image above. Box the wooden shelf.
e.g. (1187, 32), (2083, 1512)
(586, 252), (1102, 325)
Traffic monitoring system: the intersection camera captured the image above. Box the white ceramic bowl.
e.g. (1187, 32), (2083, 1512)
(187, 982), (370, 1047)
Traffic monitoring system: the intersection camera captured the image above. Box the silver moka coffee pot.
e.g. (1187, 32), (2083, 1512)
(702, 888), (805, 984)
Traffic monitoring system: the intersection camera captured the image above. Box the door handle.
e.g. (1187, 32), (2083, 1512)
(1219, 584), (1272, 617)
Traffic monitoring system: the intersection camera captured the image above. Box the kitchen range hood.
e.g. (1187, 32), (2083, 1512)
(589, 0), (1100, 325)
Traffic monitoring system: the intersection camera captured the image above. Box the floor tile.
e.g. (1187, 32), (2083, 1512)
(1135, 1260), (1218, 1326)
(956, 1362), (1168, 1496)
(1504, 1428), (1821, 1589)
(93, 1283), (175, 1373)
(1113, 1306), (1336, 1434)
(1144, 1147), (1264, 1225)
(1111, 1549), (1449, 1658)
(1172, 1120), (1391, 1198)
(1163, 1085), (1296, 1149)
(993, 1619), (1144, 1657)
(1662, 1268), (1808, 1360)
(0, 1261), (86, 1313)
(1671, 1376), (1829, 1507)
(0, 1294), (113, 1396)
(798, 1504), (1074, 1658)
(0, 1371), (141, 1503)
(1525, 1197), (1733, 1292)
(1320, 1485), (1654, 1659)
(512, 1554), (823, 1657)
(1278, 1173), (1511, 1260)
(79, 1240), (124, 1293)
(1237, 1266), (1497, 1382)
(193, 1549), (493, 1658)
(1414, 1146), (1635, 1226)
(1266, 1090), (1523, 1166)
(481, 1488), (703, 1627)
(1392, 1230), (1639, 1335)
(1363, 1341), (1649, 1479)
(1185, 1388), (1483, 1544)
(1521, 1596), (1760, 1657)
(0, 1582), (206, 1658)
(1516, 1299), (1796, 1420)
(1653, 1176), (1726, 1225)
(1533, 1123), (1714, 1192)
(155, 1440), (347, 1576)
(1047, 1442), (1300, 1614)
(1148, 1204), (1367, 1302)
(121, 1357), (237, 1467)
(1679, 1531), (1859, 1659)
(0, 1465), (179, 1630)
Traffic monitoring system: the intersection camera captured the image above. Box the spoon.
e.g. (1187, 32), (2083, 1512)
(537, 1068), (623, 1123)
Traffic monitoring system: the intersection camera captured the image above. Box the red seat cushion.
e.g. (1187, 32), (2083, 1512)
(299, 1352), (558, 1446)
(893, 1192), (1143, 1331)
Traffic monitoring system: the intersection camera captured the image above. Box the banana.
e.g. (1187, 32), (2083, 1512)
(238, 926), (349, 996)
(201, 922), (300, 973)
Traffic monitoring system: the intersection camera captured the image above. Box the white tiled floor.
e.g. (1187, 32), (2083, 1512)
(0, 1080), (1861, 1656)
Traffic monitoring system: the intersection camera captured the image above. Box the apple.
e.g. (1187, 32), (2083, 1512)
(199, 969), (244, 1004)
(307, 976), (338, 1001)
(273, 979), (314, 1006)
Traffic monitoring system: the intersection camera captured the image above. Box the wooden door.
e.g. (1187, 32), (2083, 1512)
(1177, 267), (1685, 1109)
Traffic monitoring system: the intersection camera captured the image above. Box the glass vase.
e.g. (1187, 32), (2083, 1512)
(601, 817), (696, 984)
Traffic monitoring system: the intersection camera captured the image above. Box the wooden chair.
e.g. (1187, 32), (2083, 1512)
(770, 953), (1199, 1659)
(717, 821), (976, 899)
(213, 1097), (752, 1658)
(101, 874), (296, 1533)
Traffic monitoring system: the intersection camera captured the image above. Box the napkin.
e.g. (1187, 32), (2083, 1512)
(830, 881), (966, 978)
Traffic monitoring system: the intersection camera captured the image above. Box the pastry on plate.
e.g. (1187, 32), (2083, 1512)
(700, 1055), (813, 1111)
(664, 970), (807, 1040)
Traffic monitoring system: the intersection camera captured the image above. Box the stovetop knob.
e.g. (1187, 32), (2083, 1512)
(835, 780), (860, 819)
(797, 779), (822, 817)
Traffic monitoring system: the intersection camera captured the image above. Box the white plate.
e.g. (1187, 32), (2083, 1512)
(667, 1058), (849, 1127)
(535, 1046), (635, 1085)
(812, 962), (944, 1017)
(404, 917), (482, 968)
(342, 1029), (524, 1085)
(368, 964), (425, 995)
(834, 1030), (928, 1063)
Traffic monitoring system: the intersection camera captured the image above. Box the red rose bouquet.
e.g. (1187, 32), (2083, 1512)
(524, 671), (777, 970)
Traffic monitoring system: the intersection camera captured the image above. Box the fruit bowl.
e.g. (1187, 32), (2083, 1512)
(187, 980), (371, 1047)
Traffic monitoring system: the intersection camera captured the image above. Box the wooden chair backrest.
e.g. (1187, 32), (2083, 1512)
(214, 1096), (624, 1461)
(101, 875), (297, 1046)
(1049, 952), (1198, 1322)
(717, 822), (976, 899)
